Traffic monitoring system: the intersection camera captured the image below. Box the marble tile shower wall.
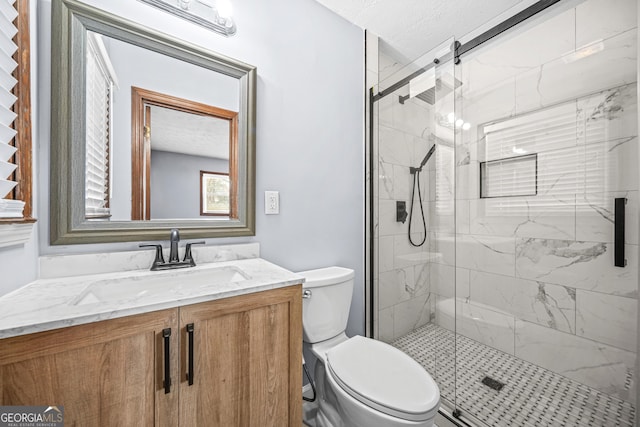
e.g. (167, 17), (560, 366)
(430, 0), (638, 403)
(376, 60), (437, 342)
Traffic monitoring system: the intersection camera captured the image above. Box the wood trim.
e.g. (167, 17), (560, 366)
(180, 286), (301, 321)
(287, 285), (303, 426)
(131, 88), (145, 220)
(7, 0), (33, 221)
(144, 105), (151, 220)
(0, 217), (36, 225)
(131, 87), (239, 221)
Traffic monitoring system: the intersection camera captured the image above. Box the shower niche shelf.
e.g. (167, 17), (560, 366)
(480, 153), (538, 199)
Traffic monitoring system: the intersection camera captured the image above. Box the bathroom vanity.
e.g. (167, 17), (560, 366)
(0, 247), (302, 426)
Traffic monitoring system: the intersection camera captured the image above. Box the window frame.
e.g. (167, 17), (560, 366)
(0, 0), (34, 224)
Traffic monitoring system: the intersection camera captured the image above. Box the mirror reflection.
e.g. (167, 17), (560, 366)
(51, 0), (256, 244)
(84, 31), (239, 222)
(147, 105), (235, 220)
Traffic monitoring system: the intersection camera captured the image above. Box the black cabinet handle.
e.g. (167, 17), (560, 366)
(615, 198), (627, 267)
(186, 323), (195, 386)
(162, 328), (172, 394)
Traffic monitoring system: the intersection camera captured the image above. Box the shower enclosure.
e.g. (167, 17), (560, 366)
(369, 0), (638, 425)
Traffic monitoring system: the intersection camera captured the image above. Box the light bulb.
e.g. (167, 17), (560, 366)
(462, 122), (471, 130)
(447, 112), (455, 123)
(216, 0), (233, 19)
(455, 118), (464, 128)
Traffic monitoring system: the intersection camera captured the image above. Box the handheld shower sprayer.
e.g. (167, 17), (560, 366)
(408, 144), (436, 247)
(411, 144), (436, 175)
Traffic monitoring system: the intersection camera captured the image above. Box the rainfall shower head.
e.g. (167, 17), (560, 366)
(398, 75), (462, 105)
(410, 144), (436, 174)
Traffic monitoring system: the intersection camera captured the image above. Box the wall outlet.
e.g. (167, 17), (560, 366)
(265, 191), (279, 214)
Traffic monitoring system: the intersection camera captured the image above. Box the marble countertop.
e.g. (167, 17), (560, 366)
(0, 257), (304, 339)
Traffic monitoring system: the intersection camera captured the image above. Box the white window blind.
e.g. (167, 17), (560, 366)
(85, 33), (116, 219)
(0, 0), (23, 218)
(479, 94), (613, 217)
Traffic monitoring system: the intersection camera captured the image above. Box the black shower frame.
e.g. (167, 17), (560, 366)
(367, 0), (563, 337)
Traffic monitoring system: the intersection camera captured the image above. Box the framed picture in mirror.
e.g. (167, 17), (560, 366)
(200, 171), (230, 216)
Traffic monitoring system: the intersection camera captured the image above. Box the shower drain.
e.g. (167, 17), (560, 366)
(481, 376), (505, 391)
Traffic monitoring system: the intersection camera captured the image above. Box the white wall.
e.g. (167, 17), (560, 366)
(35, 0), (365, 335)
(150, 151), (227, 219)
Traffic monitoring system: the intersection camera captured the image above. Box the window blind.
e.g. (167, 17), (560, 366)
(0, 0), (23, 218)
(478, 96), (610, 217)
(85, 33), (115, 219)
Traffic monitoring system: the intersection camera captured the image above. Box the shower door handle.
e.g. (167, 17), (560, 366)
(614, 198), (627, 267)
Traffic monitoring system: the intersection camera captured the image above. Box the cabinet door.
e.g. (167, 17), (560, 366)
(0, 308), (179, 427)
(179, 286), (302, 427)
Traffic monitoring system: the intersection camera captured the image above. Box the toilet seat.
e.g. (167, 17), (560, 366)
(326, 335), (440, 422)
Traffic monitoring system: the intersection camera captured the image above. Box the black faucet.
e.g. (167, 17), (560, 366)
(140, 229), (205, 271)
(169, 228), (180, 263)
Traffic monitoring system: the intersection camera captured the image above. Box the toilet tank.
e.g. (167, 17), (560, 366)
(299, 267), (354, 344)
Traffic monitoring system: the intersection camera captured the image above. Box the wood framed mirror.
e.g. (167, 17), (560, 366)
(130, 87), (238, 221)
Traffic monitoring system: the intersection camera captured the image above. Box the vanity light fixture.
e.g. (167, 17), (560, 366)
(138, 0), (237, 36)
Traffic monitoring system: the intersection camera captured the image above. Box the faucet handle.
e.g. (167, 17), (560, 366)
(139, 244), (165, 269)
(183, 241), (205, 266)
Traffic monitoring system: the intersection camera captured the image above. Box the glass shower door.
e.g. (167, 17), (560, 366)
(452, 1), (638, 425)
(372, 38), (461, 413)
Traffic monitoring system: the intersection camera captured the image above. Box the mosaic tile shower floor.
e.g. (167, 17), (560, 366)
(392, 323), (635, 427)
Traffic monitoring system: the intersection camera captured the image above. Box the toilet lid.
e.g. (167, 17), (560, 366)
(326, 335), (440, 422)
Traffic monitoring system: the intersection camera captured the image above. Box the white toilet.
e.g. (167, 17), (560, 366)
(300, 266), (440, 427)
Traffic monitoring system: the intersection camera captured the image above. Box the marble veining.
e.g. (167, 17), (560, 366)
(609, 135), (637, 152)
(516, 238), (638, 297)
(517, 238), (606, 268)
(0, 257), (303, 339)
(586, 89), (626, 122)
(515, 319), (636, 402)
(394, 292), (431, 338)
(576, 290), (637, 352)
(378, 159), (394, 199)
(535, 282), (575, 332)
(39, 242), (260, 280)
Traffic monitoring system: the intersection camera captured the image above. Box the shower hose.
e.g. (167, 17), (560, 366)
(408, 169), (427, 247)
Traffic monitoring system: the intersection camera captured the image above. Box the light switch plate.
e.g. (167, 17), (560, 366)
(265, 191), (279, 214)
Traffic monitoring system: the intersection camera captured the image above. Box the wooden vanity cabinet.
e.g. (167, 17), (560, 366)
(0, 285), (302, 427)
(179, 285), (302, 426)
(0, 308), (180, 426)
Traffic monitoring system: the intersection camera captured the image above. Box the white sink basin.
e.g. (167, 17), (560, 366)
(71, 265), (250, 306)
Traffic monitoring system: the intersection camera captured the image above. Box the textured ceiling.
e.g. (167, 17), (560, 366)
(315, 0), (528, 63)
(150, 106), (230, 160)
